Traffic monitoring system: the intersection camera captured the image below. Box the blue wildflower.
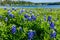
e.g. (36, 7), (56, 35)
(44, 15), (46, 21)
(4, 7), (6, 10)
(27, 17), (32, 21)
(12, 7), (15, 10)
(8, 10), (11, 14)
(50, 22), (55, 29)
(0, 15), (2, 18)
(28, 30), (35, 39)
(19, 10), (24, 14)
(5, 17), (8, 22)
(50, 31), (56, 38)
(9, 13), (15, 18)
(19, 27), (22, 31)
(11, 25), (16, 34)
(21, 9), (24, 12)
(24, 14), (29, 18)
(48, 16), (52, 21)
(31, 14), (36, 20)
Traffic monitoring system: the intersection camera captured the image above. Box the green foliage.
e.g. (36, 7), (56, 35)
(0, 8), (60, 40)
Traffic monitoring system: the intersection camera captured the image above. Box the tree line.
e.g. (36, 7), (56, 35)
(0, 1), (60, 6)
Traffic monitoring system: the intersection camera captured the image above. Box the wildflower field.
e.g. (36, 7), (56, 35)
(0, 8), (60, 40)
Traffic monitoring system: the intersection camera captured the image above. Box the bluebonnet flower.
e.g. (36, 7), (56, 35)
(7, 10), (14, 18)
(28, 30), (36, 39)
(44, 15), (46, 21)
(24, 14), (29, 18)
(0, 15), (2, 18)
(19, 27), (22, 31)
(12, 7), (15, 10)
(4, 7), (6, 10)
(31, 14), (36, 20)
(5, 17), (8, 22)
(11, 25), (16, 34)
(48, 16), (52, 21)
(21, 8), (25, 11)
(9, 13), (15, 18)
(50, 22), (55, 29)
(19, 9), (24, 14)
(50, 31), (56, 38)
(8, 10), (11, 14)
(27, 17), (32, 21)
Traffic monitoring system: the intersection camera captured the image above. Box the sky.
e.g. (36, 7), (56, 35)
(20, 0), (60, 3)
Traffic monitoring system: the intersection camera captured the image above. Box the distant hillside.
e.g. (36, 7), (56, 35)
(1, 1), (34, 6)
(1, 1), (60, 6)
(38, 2), (60, 5)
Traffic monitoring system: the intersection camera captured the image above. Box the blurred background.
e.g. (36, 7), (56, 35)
(0, 0), (60, 6)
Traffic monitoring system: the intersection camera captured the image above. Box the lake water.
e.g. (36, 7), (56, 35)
(0, 5), (60, 8)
